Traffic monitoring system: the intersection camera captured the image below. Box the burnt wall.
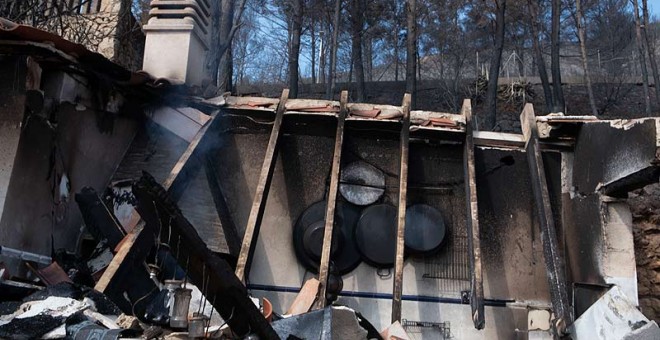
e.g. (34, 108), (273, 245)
(0, 55), (26, 224)
(0, 103), (138, 271)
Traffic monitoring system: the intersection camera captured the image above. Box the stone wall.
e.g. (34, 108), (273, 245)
(629, 184), (660, 323)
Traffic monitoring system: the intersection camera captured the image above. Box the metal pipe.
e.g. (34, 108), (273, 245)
(0, 246), (52, 265)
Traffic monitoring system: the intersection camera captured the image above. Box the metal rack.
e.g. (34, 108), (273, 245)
(419, 187), (471, 294)
(402, 319), (452, 339)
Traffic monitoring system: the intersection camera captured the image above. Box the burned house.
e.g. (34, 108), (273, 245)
(0, 1), (659, 339)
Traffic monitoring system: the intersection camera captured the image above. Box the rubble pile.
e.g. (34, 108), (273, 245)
(0, 174), (397, 339)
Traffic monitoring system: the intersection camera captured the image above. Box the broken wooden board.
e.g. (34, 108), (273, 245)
(286, 278), (320, 316)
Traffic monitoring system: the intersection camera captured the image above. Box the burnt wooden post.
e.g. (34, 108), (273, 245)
(314, 91), (348, 310)
(520, 103), (572, 335)
(391, 93), (411, 323)
(462, 99), (485, 329)
(235, 89), (289, 282)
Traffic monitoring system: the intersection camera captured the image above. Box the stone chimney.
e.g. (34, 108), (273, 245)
(142, 0), (212, 86)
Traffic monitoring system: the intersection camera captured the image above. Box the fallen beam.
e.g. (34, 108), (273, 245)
(521, 104), (572, 335)
(462, 99), (485, 329)
(391, 93), (411, 323)
(314, 91), (348, 310)
(133, 173), (278, 339)
(235, 89), (289, 282)
(88, 111), (231, 317)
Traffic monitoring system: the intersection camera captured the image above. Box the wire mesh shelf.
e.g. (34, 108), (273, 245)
(402, 319), (452, 339)
(420, 195), (471, 294)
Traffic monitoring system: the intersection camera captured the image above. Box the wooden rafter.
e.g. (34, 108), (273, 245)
(235, 89), (290, 282)
(313, 90), (348, 310)
(462, 99), (485, 329)
(391, 93), (411, 323)
(520, 103), (572, 335)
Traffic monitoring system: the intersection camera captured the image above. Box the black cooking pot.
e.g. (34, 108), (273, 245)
(292, 201), (362, 275)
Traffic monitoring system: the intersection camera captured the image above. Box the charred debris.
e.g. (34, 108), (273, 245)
(1, 16), (660, 340)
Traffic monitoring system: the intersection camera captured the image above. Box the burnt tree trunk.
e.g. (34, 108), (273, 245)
(319, 27), (326, 84)
(642, 0), (660, 108)
(405, 0), (417, 108)
(575, 0), (598, 116)
(484, 0), (506, 130)
(633, 0), (651, 115)
(350, 0), (365, 101)
(365, 35), (373, 82)
(326, 0), (341, 99)
(551, 0), (565, 112)
(209, 0), (246, 91)
(310, 19), (316, 84)
(528, 0), (553, 112)
(288, 0), (303, 98)
(394, 29), (399, 81)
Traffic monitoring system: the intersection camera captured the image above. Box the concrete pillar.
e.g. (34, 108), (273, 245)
(142, 0), (212, 86)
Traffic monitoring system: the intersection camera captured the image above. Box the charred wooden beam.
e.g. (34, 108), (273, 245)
(75, 187), (126, 248)
(521, 104), (572, 335)
(314, 91), (348, 310)
(462, 99), (485, 330)
(391, 93), (411, 323)
(132, 173), (278, 339)
(235, 89), (289, 282)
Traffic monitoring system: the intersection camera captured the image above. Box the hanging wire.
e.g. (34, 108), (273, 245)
(197, 264), (207, 315)
(206, 294), (218, 335)
(201, 272), (209, 315)
(209, 306), (235, 338)
(183, 253), (190, 288)
(173, 235), (181, 280)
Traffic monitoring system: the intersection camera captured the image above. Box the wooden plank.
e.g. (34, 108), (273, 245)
(286, 278), (321, 316)
(313, 90), (348, 310)
(391, 93), (411, 323)
(235, 89), (290, 282)
(94, 222), (151, 293)
(132, 173), (278, 339)
(163, 111), (217, 202)
(520, 103), (572, 335)
(462, 99), (485, 329)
